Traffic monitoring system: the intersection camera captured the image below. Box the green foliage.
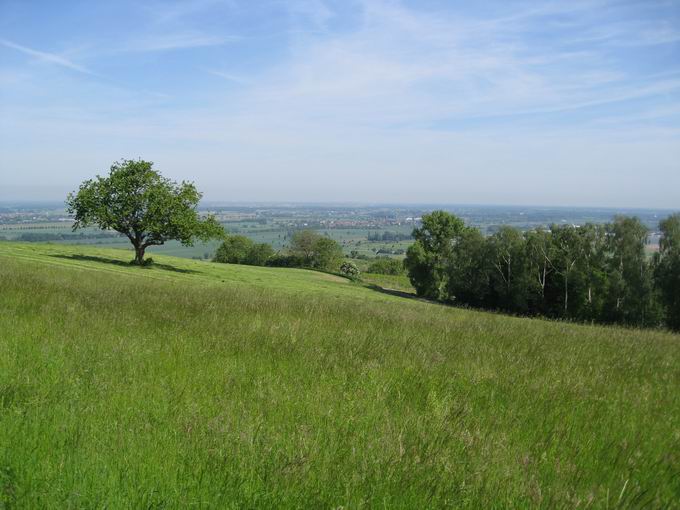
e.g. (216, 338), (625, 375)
(525, 228), (555, 312)
(549, 224), (588, 318)
(1, 242), (679, 507)
(289, 230), (343, 271)
(655, 213), (680, 331)
(311, 237), (343, 271)
(603, 216), (659, 326)
(244, 242), (275, 266)
(266, 253), (307, 268)
(214, 235), (276, 267)
(213, 235), (254, 264)
(404, 241), (438, 298)
(339, 260), (360, 279)
(367, 257), (404, 275)
(405, 213), (677, 330)
(446, 228), (489, 308)
(413, 210), (467, 255)
(575, 223), (609, 321)
(405, 211), (468, 300)
(66, 159), (224, 264)
(289, 230), (321, 264)
(487, 226), (532, 313)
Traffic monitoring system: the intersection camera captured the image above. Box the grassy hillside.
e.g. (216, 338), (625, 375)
(1, 242), (679, 508)
(361, 272), (415, 294)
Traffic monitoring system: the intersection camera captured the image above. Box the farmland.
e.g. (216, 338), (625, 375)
(0, 203), (668, 261)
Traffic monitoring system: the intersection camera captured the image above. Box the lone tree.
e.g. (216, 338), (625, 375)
(67, 159), (225, 265)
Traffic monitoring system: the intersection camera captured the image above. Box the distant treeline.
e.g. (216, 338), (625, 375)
(10, 232), (124, 242)
(405, 211), (680, 331)
(214, 230), (343, 272)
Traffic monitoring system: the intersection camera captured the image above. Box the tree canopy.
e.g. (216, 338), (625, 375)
(289, 230), (343, 271)
(655, 213), (680, 331)
(67, 159), (224, 264)
(405, 210), (678, 331)
(213, 235), (254, 264)
(404, 211), (468, 300)
(213, 235), (275, 267)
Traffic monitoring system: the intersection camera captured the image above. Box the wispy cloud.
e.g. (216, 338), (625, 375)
(121, 0), (239, 53)
(121, 33), (238, 52)
(205, 69), (251, 85)
(1, 0), (679, 207)
(0, 39), (96, 75)
(142, 0), (234, 26)
(225, 0), (680, 130)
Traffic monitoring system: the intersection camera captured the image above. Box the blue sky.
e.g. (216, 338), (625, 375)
(1, 0), (679, 208)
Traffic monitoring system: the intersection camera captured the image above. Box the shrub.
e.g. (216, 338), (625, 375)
(214, 236), (254, 264)
(311, 237), (343, 271)
(288, 230), (343, 271)
(214, 236), (275, 266)
(245, 243), (275, 266)
(266, 254), (307, 268)
(340, 261), (360, 279)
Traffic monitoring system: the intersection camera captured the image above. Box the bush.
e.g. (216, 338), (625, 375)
(311, 237), (343, 271)
(340, 261), (360, 279)
(266, 254), (307, 268)
(367, 258), (404, 275)
(288, 230), (343, 271)
(214, 236), (274, 266)
(214, 236), (253, 264)
(245, 243), (275, 266)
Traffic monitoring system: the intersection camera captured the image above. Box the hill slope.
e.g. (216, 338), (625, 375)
(1, 242), (679, 508)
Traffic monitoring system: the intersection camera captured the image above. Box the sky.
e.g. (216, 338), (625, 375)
(0, 0), (679, 208)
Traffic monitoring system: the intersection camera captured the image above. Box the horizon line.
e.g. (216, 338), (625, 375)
(0, 199), (677, 213)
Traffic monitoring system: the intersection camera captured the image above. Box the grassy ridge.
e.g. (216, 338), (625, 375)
(1, 243), (679, 508)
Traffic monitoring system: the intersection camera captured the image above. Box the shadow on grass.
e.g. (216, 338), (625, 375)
(50, 254), (200, 275)
(365, 283), (420, 301)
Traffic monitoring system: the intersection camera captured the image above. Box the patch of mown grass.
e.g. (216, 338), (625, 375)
(0, 242), (679, 508)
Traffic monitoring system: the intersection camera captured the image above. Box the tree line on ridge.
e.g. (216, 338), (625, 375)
(404, 211), (680, 331)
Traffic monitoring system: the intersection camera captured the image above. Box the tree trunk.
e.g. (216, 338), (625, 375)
(542, 262), (546, 293)
(134, 243), (145, 265)
(507, 254), (512, 292)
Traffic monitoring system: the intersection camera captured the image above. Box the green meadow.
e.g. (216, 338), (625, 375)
(1, 242), (679, 508)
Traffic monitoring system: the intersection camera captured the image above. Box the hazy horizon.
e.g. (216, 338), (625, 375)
(1, 0), (679, 208)
(1, 198), (678, 215)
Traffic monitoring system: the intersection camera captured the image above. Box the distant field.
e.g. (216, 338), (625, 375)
(0, 221), (414, 260)
(1, 242), (679, 507)
(3, 217), (658, 260)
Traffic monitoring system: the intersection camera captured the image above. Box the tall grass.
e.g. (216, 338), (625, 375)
(1, 243), (679, 508)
